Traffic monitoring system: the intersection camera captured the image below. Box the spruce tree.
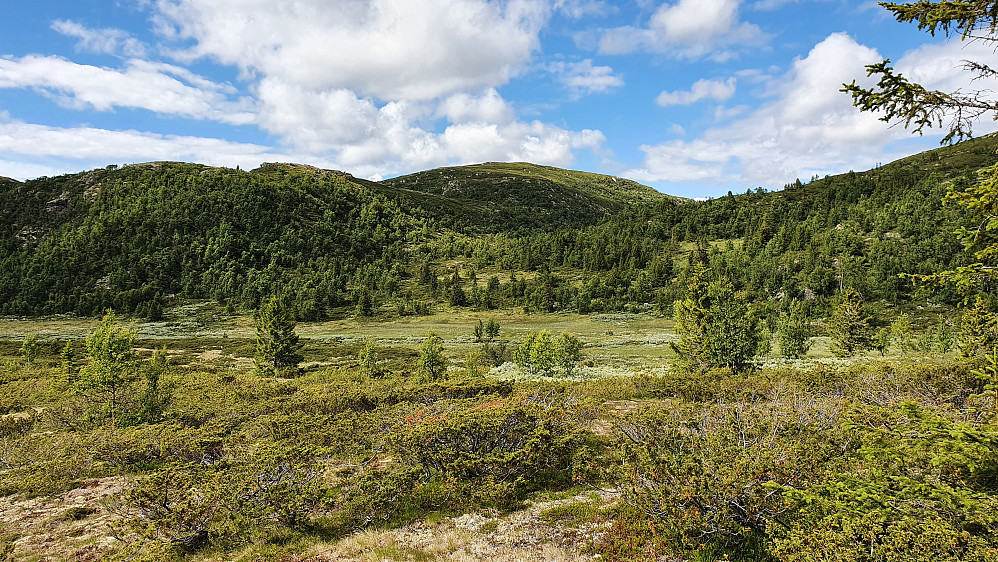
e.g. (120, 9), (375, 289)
(778, 299), (812, 358)
(255, 295), (303, 377)
(671, 264), (760, 374)
(829, 288), (873, 357)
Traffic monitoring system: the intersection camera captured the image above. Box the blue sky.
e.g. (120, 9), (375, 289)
(1, 0), (994, 198)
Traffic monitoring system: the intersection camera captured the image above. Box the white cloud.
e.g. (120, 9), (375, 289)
(657, 77), (737, 106)
(150, 0), (549, 101)
(51, 20), (147, 57)
(549, 59), (624, 96)
(0, 55), (254, 124)
(554, 0), (615, 18)
(440, 121), (605, 165)
(626, 33), (908, 188)
(2, 0), (610, 181)
(627, 34), (998, 192)
(437, 89), (515, 124)
(0, 118), (278, 176)
(598, 0), (766, 60)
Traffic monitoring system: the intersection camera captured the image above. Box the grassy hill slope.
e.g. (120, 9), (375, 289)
(380, 162), (671, 232)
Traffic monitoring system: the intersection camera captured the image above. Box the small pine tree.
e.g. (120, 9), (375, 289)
(418, 333), (447, 382)
(671, 265), (760, 374)
(959, 296), (997, 357)
(555, 331), (583, 376)
(890, 312), (916, 354)
(356, 289), (373, 317)
(58, 340), (78, 389)
(484, 318), (501, 341)
(139, 347), (170, 422)
(358, 340), (379, 378)
(20, 334), (39, 365)
(255, 295), (303, 377)
(829, 288), (873, 357)
(934, 318), (955, 353)
(778, 300), (812, 359)
(873, 327), (892, 356)
(449, 270), (468, 307)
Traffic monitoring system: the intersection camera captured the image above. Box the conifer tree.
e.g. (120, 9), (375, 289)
(890, 312), (917, 354)
(671, 264), (760, 374)
(829, 288), (873, 357)
(20, 334), (39, 365)
(960, 296), (998, 357)
(844, 1), (998, 144)
(778, 299), (812, 359)
(418, 333), (447, 381)
(255, 295), (303, 377)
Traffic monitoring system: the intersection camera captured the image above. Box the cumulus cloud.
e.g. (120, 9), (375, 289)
(2, 0), (610, 180)
(598, 0), (766, 60)
(627, 33), (998, 192)
(656, 77), (737, 106)
(625, 33), (906, 188)
(0, 118), (278, 175)
(150, 0), (549, 101)
(437, 89), (515, 124)
(51, 20), (147, 57)
(549, 59), (624, 96)
(0, 55), (254, 124)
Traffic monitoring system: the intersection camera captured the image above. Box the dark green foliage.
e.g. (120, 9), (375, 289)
(771, 404), (998, 561)
(1, 138), (996, 318)
(829, 288), (874, 356)
(671, 265), (760, 374)
(777, 300), (812, 358)
(254, 295), (303, 377)
(960, 296), (998, 357)
(381, 162), (666, 233)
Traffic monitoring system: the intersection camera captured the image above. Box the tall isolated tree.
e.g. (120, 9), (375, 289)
(255, 295), (303, 377)
(778, 299), (813, 359)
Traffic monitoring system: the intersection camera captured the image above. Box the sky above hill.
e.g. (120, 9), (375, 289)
(1, 0), (995, 198)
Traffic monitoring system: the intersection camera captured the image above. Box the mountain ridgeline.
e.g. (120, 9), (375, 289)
(2, 135), (998, 318)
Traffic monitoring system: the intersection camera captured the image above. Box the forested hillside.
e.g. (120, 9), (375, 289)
(2, 134), (998, 319)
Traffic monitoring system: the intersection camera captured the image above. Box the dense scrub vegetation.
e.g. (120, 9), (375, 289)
(1, 319), (995, 560)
